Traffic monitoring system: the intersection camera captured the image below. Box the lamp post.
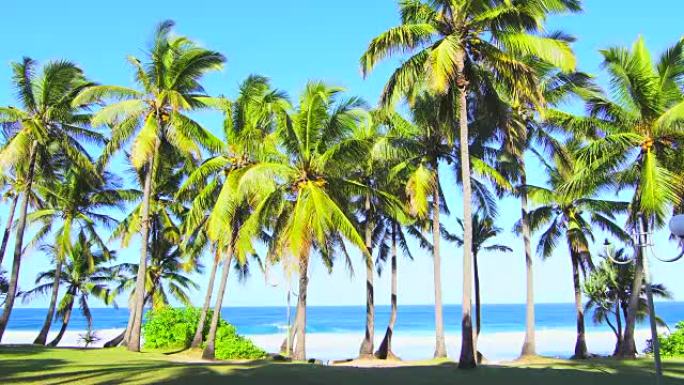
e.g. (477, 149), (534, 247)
(603, 214), (684, 385)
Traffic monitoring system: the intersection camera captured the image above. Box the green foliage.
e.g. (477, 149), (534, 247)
(143, 307), (205, 349)
(213, 321), (267, 360)
(659, 321), (684, 357)
(141, 306), (265, 359)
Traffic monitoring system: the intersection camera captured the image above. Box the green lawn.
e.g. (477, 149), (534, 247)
(1, 345), (684, 385)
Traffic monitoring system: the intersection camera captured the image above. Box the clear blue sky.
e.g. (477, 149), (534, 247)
(2, 1), (683, 309)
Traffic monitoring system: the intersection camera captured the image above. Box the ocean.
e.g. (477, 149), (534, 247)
(4, 302), (683, 361)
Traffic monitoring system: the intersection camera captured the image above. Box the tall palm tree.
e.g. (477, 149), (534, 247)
(557, 37), (684, 357)
(526, 142), (630, 358)
(361, 0), (578, 367)
(237, 82), (369, 361)
(21, 232), (115, 346)
(0, 58), (100, 340)
(76, 20), (225, 351)
(584, 249), (671, 356)
(28, 168), (133, 345)
(178, 75), (289, 359)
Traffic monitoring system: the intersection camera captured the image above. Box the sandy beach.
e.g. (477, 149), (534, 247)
(2, 327), (654, 362)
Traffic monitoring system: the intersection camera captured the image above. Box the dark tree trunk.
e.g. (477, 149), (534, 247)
(48, 296), (74, 347)
(519, 167), (536, 357)
(0, 141), (38, 341)
(376, 223), (398, 360)
(0, 194), (19, 266)
(432, 163), (447, 359)
(293, 251), (309, 361)
(359, 195), (375, 358)
(34, 258), (63, 345)
(191, 250), (219, 349)
(456, 57), (476, 369)
(619, 216), (647, 358)
(127, 152), (156, 352)
(202, 247), (233, 360)
(571, 252), (588, 359)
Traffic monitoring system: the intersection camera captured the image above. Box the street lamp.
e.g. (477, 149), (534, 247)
(602, 214), (684, 385)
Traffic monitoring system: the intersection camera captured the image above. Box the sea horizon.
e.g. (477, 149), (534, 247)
(5, 302), (683, 362)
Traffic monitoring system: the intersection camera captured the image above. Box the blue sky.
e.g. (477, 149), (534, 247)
(2, 0), (684, 309)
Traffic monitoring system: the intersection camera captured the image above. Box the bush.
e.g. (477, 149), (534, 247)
(141, 306), (266, 359)
(214, 321), (267, 360)
(143, 307), (205, 349)
(659, 321), (684, 356)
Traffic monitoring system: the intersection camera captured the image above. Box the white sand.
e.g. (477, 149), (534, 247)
(2, 327), (653, 362)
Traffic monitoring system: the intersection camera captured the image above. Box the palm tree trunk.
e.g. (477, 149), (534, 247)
(619, 216), (647, 358)
(202, 247), (233, 360)
(191, 249), (220, 349)
(614, 302), (623, 356)
(127, 152), (157, 352)
(48, 298), (74, 347)
(34, 258), (63, 345)
(473, 249), (482, 363)
(455, 59), (476, 369)
(376, 222), (398, 360)
(293, 250), (309, 361)
(431, 162), (447, 358)
(280, 310), (300, 356)
(519, 167), (536, 357)
(0, 194), (19, 266)
(0, 140), (38, 341)
(359, 194), (375, 358)
(571, 252), (588, 359)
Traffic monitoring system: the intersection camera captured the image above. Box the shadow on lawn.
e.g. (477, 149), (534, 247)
(155, 359), (684, 385)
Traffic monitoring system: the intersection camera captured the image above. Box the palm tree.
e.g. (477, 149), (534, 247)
(178, 75), (289, 359)
(21, 232), (115, 346)
(453, 211), (511, 356)
(558, 37), (684, 357)
(104, 147), (197, 347)
(346, 112), (408, 359)
(526, 142), (630, 358)
(0, 58), (100, 340)
(76, 20), (225, 352)
(28, 168), (133, 345)
(361, 0), (578, 367)
(237, 82), (369, 361)
(584, 249), (671, 355)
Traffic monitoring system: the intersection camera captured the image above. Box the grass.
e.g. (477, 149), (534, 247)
(1, 345), (684, 384)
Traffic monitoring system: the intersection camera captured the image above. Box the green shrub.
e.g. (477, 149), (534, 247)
(659, 321), (684, 356)
(141, 306), (266, 359)
(214, 321), (267, 360)
(143, 307), (206, 349)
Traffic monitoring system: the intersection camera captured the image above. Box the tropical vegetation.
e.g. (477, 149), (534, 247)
(0, 0), (683, 375)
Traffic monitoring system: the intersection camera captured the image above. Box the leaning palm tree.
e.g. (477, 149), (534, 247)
(75, 20), (225, 351)
(178, 75), (289, 359)
(0, 58), (101, 340)
(361, 0), (579, 367)
(557, 37), (684, 357)
(237, 82), (369, 361)
(21, 232), (115, 346)
(526, 141), (630, 358)
(28, 168), (133, 345)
